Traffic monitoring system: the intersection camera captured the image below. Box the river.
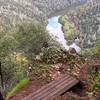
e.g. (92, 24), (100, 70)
(46, 16), (81, 53)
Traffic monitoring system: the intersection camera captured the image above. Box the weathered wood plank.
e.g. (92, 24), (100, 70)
(23, 74), (79, 100)
(32, 76), (74, 100)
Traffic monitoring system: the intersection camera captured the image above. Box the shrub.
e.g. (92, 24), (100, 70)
(87, 66), (100, 95)
(32, 63), (51, 81)
(81, 48), (96, 58)
(1, 53), (28, 93)
(95, 44), (100, 56)
(42, 46), (63, 64)
(15, 21), (50, 56)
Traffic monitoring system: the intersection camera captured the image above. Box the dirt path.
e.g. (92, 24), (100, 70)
(8, 74), (49, 100)
(8, 57), (100, 100)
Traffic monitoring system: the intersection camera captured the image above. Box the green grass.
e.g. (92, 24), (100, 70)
(6, 78), (29, 98)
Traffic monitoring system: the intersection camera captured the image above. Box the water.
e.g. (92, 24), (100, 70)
(46, 16), (69, 50)
(46, 16), (81, 54)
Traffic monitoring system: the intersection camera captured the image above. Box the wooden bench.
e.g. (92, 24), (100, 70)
(23, 74), (79, 100)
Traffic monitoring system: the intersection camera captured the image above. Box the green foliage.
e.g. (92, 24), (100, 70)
(1, 55), (15, 89)
(87, 66), (100, 95)
(15, 21), (50, 55)
(59, 5), (100, 48)
(95, 44), (100, 56)
(0, 27), (18, 55)
(13, 53), (28, 74)
(0, 24), (20, 92)
(90, 71), (100, 94)
(1, 53), (28, 92)
(59, 16), (77, 36)
(7, 78), (29, 98)
(32, 63), (51, 81)
(0, 21), (51, 93)
(81, 43), (100, 57)
(81, 48), (96, 58)
(76, 5), (100, 48)
(0, 20), (61, 95)
(42, 46), (63, 64)
(59, 15), (79, 45)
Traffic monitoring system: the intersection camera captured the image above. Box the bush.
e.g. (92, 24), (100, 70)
(15, 21), (50, 55)
(87, 70), (100, 95)
(95, 44), (100, 56)
(32, 63), (51, 81)
(42, 46), (63, 64)
(41, 46), (75, 64)
(81, 48), (96, 58)
(1, 53), (28, 93)
(0, 21), (50, 93)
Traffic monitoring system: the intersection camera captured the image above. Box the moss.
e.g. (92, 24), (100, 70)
(6, 78), (29, 98)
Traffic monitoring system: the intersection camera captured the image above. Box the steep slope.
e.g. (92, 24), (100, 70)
(0, 0), (98, 26)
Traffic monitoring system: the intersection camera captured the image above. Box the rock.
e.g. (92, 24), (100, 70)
(69, 47), (77, 54)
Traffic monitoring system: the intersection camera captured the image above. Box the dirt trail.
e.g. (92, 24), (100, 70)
(8, 74), (49, 100)
(8, 57), (100, 100)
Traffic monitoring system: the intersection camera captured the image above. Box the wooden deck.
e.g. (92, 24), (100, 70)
(23, 74), (79, 100)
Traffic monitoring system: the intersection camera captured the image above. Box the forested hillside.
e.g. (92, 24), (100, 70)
(59, 5), (100, 48)
(0, 1), (99, 100)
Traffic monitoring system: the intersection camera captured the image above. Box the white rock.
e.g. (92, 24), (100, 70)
(69, 43), (81, 54)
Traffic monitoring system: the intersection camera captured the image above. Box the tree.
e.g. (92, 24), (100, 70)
(59, 15), (79, 45)
(0, 24), (18, 91)
(77, 5), (100, 48)
(59, 5), (100, 48)
(15, 22), (50, 58)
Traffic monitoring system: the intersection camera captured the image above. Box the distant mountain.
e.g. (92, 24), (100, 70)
(0, 0), (96, 27)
